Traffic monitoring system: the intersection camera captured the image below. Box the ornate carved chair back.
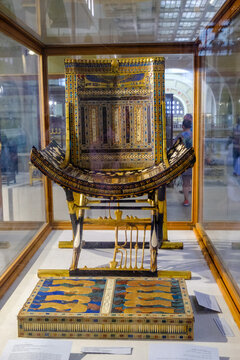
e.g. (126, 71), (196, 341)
(63, 57), (167, 171)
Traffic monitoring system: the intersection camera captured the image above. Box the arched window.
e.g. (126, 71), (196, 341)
(171, 96), (185, 128)
(219, 86), (232, 128)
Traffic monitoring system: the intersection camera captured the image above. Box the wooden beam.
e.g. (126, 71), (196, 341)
(197, 56), (206, 223)
(192, 49), (202, 224)
(39, 51), (54, 224)
(0, 11), (44, 54)
(210, 0), (240, 33)
(197, 0), (240, 50)
(45, 42), (197, 56)
(0, 221), (44, 230)
(202, 222), (240, 230)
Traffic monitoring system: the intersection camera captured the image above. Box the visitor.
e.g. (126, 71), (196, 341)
(175, 117), (193, 206)
(230, 117), (240, 176)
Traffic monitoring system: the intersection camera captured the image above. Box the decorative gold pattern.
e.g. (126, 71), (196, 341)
(31, 138), (195, 199)
(18, 277), (194, 340)
(30, 56), (196, 277)
(31, 56), (195, 199)
(101, 279), (116, 315)
(63, 57), (164, 170)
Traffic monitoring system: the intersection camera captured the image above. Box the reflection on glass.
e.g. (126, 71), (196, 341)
(0, 1), (227, 45)
(206, 230), (240, 290)
(48, 54), (194, 221)
(165, 54), (194, 221)
(49, 79), (65, 147)
(200, 13), (240, 292)
(201, 16), (240, 222)
(48, 75), (68, 220)
(0, 0), (39, 35)
(173, 114), (193, 209)
(0, 33), (45, 276)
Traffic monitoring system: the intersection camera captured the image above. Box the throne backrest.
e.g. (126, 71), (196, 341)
(64, 57), (166, 171)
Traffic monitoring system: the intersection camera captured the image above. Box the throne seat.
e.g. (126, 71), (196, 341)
(31, 138), (195, 199)
(31, 56), (195, 276)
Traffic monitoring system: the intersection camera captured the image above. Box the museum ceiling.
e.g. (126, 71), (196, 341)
(0, 0), (228, 45)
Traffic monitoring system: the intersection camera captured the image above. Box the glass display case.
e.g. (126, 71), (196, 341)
(199, 11), (240, 292)
(48, 54), (194, 222)
(0, 0), (239, 331)
(0, 32), (46, 279)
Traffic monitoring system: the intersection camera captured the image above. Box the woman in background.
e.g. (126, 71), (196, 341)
(175, 116), (192, 207)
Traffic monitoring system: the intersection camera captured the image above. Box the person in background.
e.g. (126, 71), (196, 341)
(183, 113), (193, 129)
(175, 116), (193, 206)
(230, 117), (240, 176)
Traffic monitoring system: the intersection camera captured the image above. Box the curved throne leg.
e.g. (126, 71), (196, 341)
(59, 192), (81, 248)
(150, 187), (191, 279)
(150, 189), (160, 272)
(68, 192), (85, 272)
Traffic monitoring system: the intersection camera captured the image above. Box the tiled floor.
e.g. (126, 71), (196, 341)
(0, 230), (240, 359)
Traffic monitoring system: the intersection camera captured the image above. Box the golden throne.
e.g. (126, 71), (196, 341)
(31, 57), (195, 278)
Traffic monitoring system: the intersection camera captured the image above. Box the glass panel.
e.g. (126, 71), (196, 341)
(165, 54), (194, 220)
(48, 56), (68, 220)
(0, 32), (45, 276)
(48, 53), (194, 221)
(201, 14), (240, 222)
(0, 0), (226, 45)
(200, 13), (240, 292)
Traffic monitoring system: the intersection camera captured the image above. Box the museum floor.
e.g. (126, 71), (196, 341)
(0, 230), (240, 359)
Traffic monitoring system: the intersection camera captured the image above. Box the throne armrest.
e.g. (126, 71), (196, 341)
(30, 139), (195, 199)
